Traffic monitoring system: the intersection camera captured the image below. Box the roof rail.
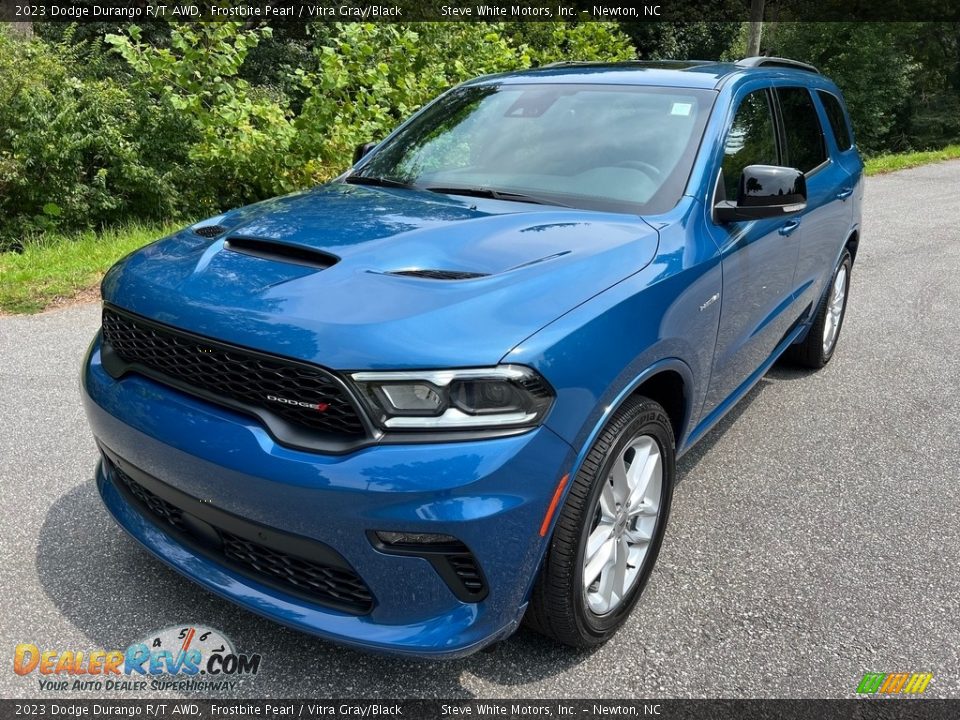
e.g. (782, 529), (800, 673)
(737, 56), (820, 74)
(541, 61), (601, 68)
(539, 59), (715, 69)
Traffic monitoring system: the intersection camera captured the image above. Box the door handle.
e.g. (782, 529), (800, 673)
(778, 220), (801, 236)
(836, 187), (853, 199)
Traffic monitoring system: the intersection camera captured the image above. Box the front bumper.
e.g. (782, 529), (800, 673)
(83, 336), (574, 658)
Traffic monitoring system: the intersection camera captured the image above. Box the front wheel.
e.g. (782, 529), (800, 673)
(524, 396), (675, 647)
(785, 250), (852, 369)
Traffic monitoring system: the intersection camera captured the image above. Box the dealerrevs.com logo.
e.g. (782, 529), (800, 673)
(13, 625), (261, 693)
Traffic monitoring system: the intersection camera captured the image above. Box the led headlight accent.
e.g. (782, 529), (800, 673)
(350, 365), (554, 431)
(379, 383), (443, 414)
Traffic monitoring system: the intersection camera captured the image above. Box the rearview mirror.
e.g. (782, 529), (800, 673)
(715, 165), (807, 223)
(353, 141), (378, 165)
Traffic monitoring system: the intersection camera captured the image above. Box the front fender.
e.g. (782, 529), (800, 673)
(503, 224), (721, 462)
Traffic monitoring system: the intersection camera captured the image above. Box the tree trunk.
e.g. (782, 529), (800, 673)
(747, 0), (765, 57)
(10, 21), (33, 39)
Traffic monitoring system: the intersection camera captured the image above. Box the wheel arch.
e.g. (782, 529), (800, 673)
(565, 358), (694, 494)
(628, 369), (687, 447)
(845, 228), (860, 264)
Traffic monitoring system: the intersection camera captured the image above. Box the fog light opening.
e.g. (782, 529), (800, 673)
(374, 530), (460, 546)
(369, 530), (488, 603)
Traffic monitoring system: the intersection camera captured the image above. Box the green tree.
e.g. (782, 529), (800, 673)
(0, 30), (178, 248)
(107, 23), (302, 209)
(771, 23), (918, 153)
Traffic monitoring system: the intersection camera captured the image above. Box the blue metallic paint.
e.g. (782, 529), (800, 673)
(101, 186), (660, 370)
(83, 62), (863, 657)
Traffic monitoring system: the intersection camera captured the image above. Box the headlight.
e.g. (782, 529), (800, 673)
(350, 365), (554, 430)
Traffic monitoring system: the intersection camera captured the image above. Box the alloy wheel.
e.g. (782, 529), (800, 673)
(822, 265), (848, 354)
(582, 435), (663, 616)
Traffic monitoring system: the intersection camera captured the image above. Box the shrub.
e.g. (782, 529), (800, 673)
(106, 23), (303, 211)
(1, 21), (638, 246)
(0, 30), (180, 249)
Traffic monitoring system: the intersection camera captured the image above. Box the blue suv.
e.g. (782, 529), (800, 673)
(82, 58), (862, 657)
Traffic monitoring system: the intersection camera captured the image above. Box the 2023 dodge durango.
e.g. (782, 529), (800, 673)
(82, 58), (863, 657)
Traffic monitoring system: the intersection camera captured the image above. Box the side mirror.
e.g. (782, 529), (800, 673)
(715, 165), (807, 223)
(353, 141), (378, 165)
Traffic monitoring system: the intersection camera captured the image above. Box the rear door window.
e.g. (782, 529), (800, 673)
(776, 87), (828, 173)
(817, 90), (853, 152)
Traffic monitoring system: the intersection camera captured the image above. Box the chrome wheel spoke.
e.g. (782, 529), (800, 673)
(586, 521), (614, 560)
(609, 457), (630, 505)
(599, 479), (618, 520)
(627, 445), (660, 510)
(593, 564), (617, 614)
(583, 537), (616, 589)
(612, 537), (629, 601)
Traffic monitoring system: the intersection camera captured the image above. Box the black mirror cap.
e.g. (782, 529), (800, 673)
(353, 141), (378, 165)
(715, 164), (807, 223)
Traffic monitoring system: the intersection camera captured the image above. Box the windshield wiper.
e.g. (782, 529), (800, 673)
(344, 174), (414, 189)
(425, 186), (569, 208)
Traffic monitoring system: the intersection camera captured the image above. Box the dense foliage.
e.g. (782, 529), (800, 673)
(0, 21), (634, 249)
(1, 21), (958, 250)
(767, 23), (960, 155)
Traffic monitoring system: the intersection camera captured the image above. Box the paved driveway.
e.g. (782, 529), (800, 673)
(2, 161), (959, 699)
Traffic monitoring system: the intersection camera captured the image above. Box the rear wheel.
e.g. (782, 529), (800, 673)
(785, 250), (852, 369)
(524, 396), (675, 647)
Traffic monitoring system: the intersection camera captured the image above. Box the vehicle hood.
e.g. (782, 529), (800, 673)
(102, 184), (660, 369)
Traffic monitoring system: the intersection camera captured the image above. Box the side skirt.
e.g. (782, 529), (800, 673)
(679, 321), (808, 455)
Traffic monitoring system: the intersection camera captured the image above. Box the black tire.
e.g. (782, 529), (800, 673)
(524, 395), (675, 647)
(785, 250), (852, 369)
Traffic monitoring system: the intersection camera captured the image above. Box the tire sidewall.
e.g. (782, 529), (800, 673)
(571, 402), (676, 641)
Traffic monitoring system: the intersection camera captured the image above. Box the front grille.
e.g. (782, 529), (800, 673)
(112, 464), (374, 613)
(220, 532), (373, 608)
(101, 307), (366, 440)
(119, 469), (188, 532)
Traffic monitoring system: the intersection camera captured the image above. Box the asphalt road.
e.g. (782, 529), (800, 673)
(2, 161), (959, 700)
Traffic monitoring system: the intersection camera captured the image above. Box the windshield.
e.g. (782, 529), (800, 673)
(352, 83), (715, 214)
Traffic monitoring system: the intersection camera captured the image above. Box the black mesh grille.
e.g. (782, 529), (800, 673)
(118, 468), (188, 532)
(389, 269), (488, 280)
(220, 532), (373, 608)
(101, 307), (366, 439)
(193, 225), (226, 238)
(112, 465), (374, 613)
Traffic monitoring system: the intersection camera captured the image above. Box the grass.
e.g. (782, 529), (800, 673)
(0, 223), (178, 314)
(3, 144), (960, 315)
(864, 144), (960, 175)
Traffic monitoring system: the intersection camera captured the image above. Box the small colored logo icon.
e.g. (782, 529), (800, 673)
(856, 672), (933, 695)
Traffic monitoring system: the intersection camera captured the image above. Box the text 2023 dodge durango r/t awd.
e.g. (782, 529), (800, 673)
(82, 58), (862, 657)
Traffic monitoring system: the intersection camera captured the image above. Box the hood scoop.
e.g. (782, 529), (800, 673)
(388, 269), (489, 281)
(224, 237), (338, 270)
(193, 224), (227, 238)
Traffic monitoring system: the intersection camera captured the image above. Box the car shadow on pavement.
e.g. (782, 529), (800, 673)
(677, 377), (771, 478)
(37, 481), (596, 697)
(676, 358), (818, 479)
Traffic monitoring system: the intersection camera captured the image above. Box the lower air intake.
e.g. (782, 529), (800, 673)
(110, 459), (374, 614)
